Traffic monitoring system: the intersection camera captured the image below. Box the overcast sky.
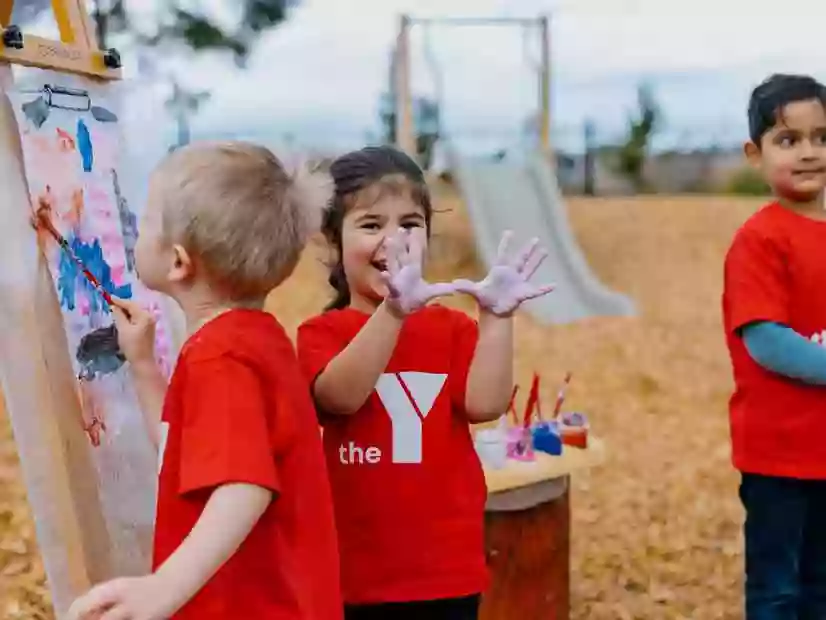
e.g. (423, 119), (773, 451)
(190, 0), (826, 153)
(22, 0), (826, 155)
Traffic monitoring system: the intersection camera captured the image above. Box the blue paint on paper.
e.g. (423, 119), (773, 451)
(56, 235), (132, 312)
(77, 119), (93, 172)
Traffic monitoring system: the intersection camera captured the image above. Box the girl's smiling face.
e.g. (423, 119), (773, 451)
(340, 190), (428, 312)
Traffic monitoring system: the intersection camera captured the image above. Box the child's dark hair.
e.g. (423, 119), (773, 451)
(748, 73), (826, 145)
(322, 146), (433, 311)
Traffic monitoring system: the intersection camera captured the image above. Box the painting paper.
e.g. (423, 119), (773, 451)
(10, 80), (175, 575)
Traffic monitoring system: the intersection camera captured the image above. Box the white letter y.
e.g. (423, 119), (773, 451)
(375, 372), (446, 464)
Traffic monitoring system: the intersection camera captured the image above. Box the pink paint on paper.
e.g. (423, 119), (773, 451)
(99, 233), (121, 247)
(86, 185), (110, 204)
(88, 126), (118, 169)
(110, 265), (125, 284)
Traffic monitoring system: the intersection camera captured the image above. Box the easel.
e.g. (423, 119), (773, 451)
(0, 0), (122, 79)
(0, 1), (129, 617)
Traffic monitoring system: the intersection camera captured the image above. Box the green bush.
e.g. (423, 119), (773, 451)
(726, 167), (771, 196)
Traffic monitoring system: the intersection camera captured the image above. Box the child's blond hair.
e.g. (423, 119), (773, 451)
(151, 141), (330, 300)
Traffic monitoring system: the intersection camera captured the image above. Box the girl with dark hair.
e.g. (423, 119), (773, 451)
(297, 145), (553, 620)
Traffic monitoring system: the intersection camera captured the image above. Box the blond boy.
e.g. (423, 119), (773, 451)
(68, 142), (342, 620)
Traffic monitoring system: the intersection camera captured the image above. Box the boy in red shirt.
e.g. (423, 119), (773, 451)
(297, 146), (554, 619)
(68, 142), (342, 619)
(723, 74), (826, 618)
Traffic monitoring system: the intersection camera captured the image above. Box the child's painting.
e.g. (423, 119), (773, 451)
(10, 82), (175, 574)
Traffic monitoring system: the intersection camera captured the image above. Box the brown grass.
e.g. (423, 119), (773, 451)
(0, 187), (763, 619)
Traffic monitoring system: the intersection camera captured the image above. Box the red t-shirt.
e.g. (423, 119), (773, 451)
(723, 202), (826, 479)
(296, 305), (489, 604)
(154, 309), (342, 619)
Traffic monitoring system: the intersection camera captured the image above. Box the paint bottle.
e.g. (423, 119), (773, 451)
(506, 426), (535, 462)
(560, 411), (589, 449)
(532, 420), (563, 456)
(475, 418), (508, 470)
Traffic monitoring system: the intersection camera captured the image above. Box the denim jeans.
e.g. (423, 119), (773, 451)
(740, 473), (826, 620)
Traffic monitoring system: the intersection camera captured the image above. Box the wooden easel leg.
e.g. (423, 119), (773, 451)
(51, 0), (95, 47)
(0, 0), (13, 28)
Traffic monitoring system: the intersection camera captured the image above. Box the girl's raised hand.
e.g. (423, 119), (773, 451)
(380, 228), (456, 315)
(452, 230), (556, 316)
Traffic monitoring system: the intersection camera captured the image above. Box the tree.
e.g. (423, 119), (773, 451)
(17, 2), (297, 146)
(379, 93), (441, 171)
(77, 1), (295, 148)
(86, 1), (298, 63)
(378, 92), (397, 145)
(615, 83), (660, 192)
(414, 97), (440, 171)
(165, 79), (210, 150)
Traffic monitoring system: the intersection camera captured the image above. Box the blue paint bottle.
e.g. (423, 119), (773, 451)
(532, 420), (563, 456)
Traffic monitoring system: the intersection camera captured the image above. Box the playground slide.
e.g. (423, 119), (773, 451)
(450, 151), (635, 324)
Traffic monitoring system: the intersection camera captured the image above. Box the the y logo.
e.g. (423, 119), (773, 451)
(375, 372), (447, 463)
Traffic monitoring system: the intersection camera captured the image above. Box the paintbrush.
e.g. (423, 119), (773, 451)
(523, 375), (540, 429)
(34, 198), (114, 308)
(552, 371), (573, 419)
(530, 373), (543, 421)
(506, 385), (519, 424)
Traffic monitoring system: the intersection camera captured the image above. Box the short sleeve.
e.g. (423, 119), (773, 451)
(177, 356), (281, 496)
(723, 227), (791, 335)
(450, 310), (479, 415)
(297, 317), (349, 424)
(296, 318), (344, 386)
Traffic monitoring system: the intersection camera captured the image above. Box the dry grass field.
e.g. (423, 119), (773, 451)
(0, 186), (763, 619)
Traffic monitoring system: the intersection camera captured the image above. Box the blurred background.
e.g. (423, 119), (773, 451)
(2, 0), (824, 618)
(15, 0), (807, 195)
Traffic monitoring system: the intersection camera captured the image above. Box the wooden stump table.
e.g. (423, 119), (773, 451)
(479, 438), (606, 620)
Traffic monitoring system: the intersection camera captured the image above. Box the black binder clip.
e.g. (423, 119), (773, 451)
(103, 48), (121, 69)
(2, 25), (24, 50)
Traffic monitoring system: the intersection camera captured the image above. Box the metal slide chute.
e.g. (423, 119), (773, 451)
(394, 15), (635, 324)
(449, 149), (635, 324)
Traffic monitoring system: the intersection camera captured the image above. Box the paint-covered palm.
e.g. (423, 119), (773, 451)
(453, 231), (556, 316)
(381, 228), (456, 315)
